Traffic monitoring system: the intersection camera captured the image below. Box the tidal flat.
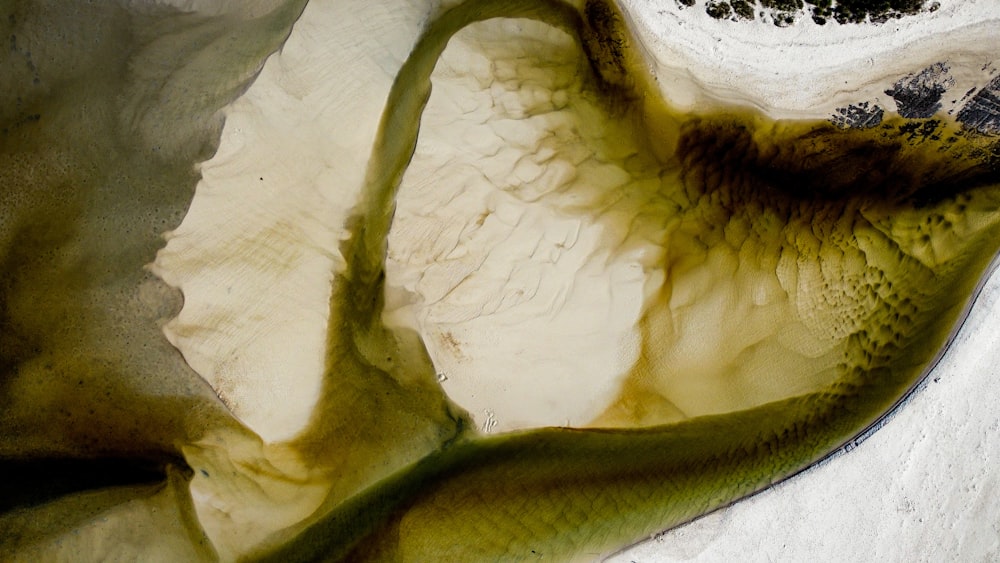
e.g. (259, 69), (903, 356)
(1, 0), (999, 560)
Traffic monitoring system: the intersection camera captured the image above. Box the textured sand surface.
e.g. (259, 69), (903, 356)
(149, 0), (1000, 558)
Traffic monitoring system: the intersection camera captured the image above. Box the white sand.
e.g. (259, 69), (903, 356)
(385, 17), (652, 432)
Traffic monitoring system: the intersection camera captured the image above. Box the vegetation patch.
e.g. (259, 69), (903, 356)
(706, 1), (733, 18)
(689, 0), (928, 25)
(731, 0), (756, 19)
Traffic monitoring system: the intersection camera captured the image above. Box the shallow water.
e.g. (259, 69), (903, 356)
(1, 0), (998, 560)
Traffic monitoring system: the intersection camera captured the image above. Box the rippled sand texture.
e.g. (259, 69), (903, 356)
(1, 0), (999, 561)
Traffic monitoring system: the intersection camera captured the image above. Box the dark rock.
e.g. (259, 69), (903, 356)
(831, 102), (885, 129)
(957, 76), (1000, 135)
(884, 62), (953, 119)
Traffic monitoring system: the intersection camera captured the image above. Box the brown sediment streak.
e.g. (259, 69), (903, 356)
(254, 0), (1000, 561)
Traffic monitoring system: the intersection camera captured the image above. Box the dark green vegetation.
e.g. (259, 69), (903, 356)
(707, 1), (734, 19)
(701, 0), (926, 25)
(2, 0), (999, 561)
(825, 0), (924, 23)
(731, 0), (756, 19)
